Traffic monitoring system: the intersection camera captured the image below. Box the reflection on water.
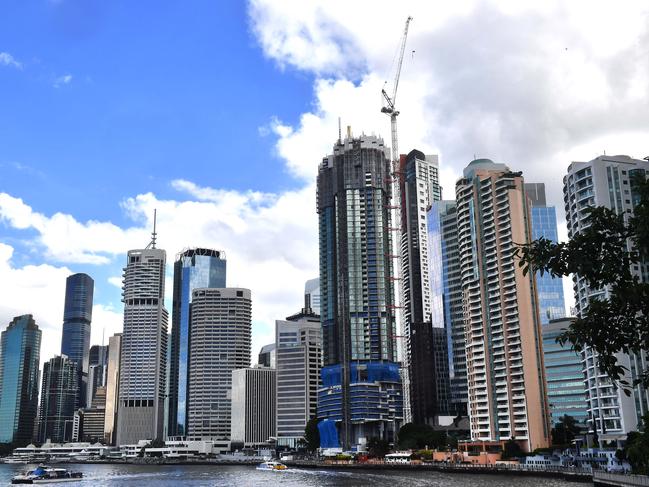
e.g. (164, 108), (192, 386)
(0, 463), (584, 486)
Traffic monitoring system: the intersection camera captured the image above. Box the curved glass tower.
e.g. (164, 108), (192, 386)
(61, 273), (94, 407)
(0, 315), (41, 446)
(168, 248), (226, 437)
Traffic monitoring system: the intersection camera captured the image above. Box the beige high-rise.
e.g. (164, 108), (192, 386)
(456, 159), (550, 452)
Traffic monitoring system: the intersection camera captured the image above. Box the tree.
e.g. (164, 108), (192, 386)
(516, 176), (649, 391)
(366, 437), (390, 458)
(551, 415), (582, 446)
(618, 413), (649, 474)
(304, 417), (320, 452)
(397, 423), (448, 450)
(501, 437), (524, 459)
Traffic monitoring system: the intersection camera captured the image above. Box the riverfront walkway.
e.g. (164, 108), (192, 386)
(594, 472), (649, 487)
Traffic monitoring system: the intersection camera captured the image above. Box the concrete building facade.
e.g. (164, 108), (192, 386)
(186, 288), (251, 439)
(103, 333), (121, 445)
(116, 247), (168, 445)
(231, 367), (276, 445)
(456, 159), (550, 452)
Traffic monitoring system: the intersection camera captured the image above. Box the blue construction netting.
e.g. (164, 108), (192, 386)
(321, 362), (401, 387)
(318, 419), (340, 448)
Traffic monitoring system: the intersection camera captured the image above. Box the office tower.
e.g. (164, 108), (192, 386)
(275, 308), (321, 448)
(168, 248), (226, 437)
(258, 343), (276, 368)
(116, 242), (168, 445)
(38, 355), (78, 443)
(542, 318), (588, 426)
(564, 155), (649, 443)
(429, 201), (467, 415)
(104, 333), (121, 445)
(230, 366), (276, 445)
(456, 159), (550, 452)
(0, 315), (41, 446)
(60, 273), (94, 408)
(316, 132), (403, 450)
(398, 149), (443, 424)
(187, 288), (251, 438)
(304, 278), (321, 315)
(87, 345), (108, 407)
(525, 183), (566, 324)
(79, 386), (107, 442)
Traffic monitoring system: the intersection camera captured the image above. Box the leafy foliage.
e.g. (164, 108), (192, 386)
(617, 414), (649, 474)
(397, 423), (448, 450)
(501, 437), (525, 459)
(551, 415), (582, 446)
(366, 437), (390, 458)
(304, 416), (320, 452)
(515, 176), (649, 390)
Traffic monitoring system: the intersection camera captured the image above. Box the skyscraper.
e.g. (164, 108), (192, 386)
(61, 273), (94, 408)
(316, 132), (403, 450)
(398, 149), (443, 424)
(169, 248), (226, 437)
(258, 343), (276, 368)
(38, 355), (78, 443)
(275, 308), (321, 448)
(186, 288), (251, 439)
(525, 183), (566, 324)
(542, 317), (588, 426)
(564, 155), (649, 443)
(230, 366), (276, 445)
(304, 278), (321, 315)
(428, 200), (467, 415)
(103, 333), (121, 445)
(87, 344), (108, 407)
(116, 242), (168, 445)
(0, 315), (41, 446)
(456, 159), (550, 452)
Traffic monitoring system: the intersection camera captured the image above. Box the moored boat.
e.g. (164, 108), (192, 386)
(11, 465), (83, 484)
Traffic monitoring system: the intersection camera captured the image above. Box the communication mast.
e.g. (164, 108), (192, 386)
(381, 16), (413, 423)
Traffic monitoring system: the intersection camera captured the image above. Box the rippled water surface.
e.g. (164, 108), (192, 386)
(0, 463), (584, 486)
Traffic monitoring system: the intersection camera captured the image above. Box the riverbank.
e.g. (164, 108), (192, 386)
(283, 460), (593, 483)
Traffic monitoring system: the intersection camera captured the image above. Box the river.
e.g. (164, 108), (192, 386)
(0, 463), (589, 486)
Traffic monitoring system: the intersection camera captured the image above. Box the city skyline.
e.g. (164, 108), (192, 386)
(2, 2), (649, 371)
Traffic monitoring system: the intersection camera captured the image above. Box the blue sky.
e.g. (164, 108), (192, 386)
(1, 0), (649, 365)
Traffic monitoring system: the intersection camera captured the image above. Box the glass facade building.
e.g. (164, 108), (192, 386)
(316, 133), (403, 450)
(61, 273), (94, 408)
(0, 315), (41, 446)
(525, 183), (566, 324)
(38, 355), (78, 443)
(169, 248), (226, 437)
(542, 318), (588, 426)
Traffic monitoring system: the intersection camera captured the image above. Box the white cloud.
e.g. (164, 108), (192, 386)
(0, 52), (22, 69)
(53, 74), (73, 88)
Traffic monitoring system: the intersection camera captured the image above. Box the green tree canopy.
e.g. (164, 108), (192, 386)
(516, 176), (649, 390)
(397, 423), (448, 450)
(551, 415), (582, 446)
(304, 417), (320, 452)
(502, 437), (525, 459)
(617, 413), (649, 474)
(366, 437), (390, 458)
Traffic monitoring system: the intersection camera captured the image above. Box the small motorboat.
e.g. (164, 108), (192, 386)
(256, 460), (288, 471)
(11, 465), (83, 484)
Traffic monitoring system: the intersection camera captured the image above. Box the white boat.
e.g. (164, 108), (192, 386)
(256, 460), (288, 471)
(11, 465), (83, 484)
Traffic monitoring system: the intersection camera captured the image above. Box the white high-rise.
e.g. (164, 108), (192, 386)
(116, 246), (168, 445)
(187, 288), (251, 439)
(230, 366), (276, 445)
(564, 154), (649, 443)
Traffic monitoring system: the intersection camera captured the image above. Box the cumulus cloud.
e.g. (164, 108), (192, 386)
(0, 52), (22, 69)
(53, 74), (73, 87)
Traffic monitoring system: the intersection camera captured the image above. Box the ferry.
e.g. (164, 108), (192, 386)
(256, 460), (288, 471)
(11, 465), (83, 484)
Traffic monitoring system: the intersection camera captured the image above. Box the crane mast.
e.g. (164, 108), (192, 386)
(382, 16), (412, 424)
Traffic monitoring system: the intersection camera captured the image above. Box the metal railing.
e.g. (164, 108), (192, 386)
(593, 471), (649, 486)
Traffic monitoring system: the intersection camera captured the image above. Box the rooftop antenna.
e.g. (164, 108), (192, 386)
(146, 209), (157, 249)
(338, 117), (342, 144)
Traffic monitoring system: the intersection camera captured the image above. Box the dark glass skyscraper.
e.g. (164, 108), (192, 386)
(168, 248), (226, 437)
(316, 133), (403, 450)
(0, 315), (41, 446)
(38, 355), (78, 443)
(61, 273), (94, 407)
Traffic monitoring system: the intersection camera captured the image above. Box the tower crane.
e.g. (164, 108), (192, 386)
(381, 15), (413, 424)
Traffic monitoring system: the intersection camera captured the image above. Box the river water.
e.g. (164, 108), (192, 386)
(0, 463), (584, 486)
